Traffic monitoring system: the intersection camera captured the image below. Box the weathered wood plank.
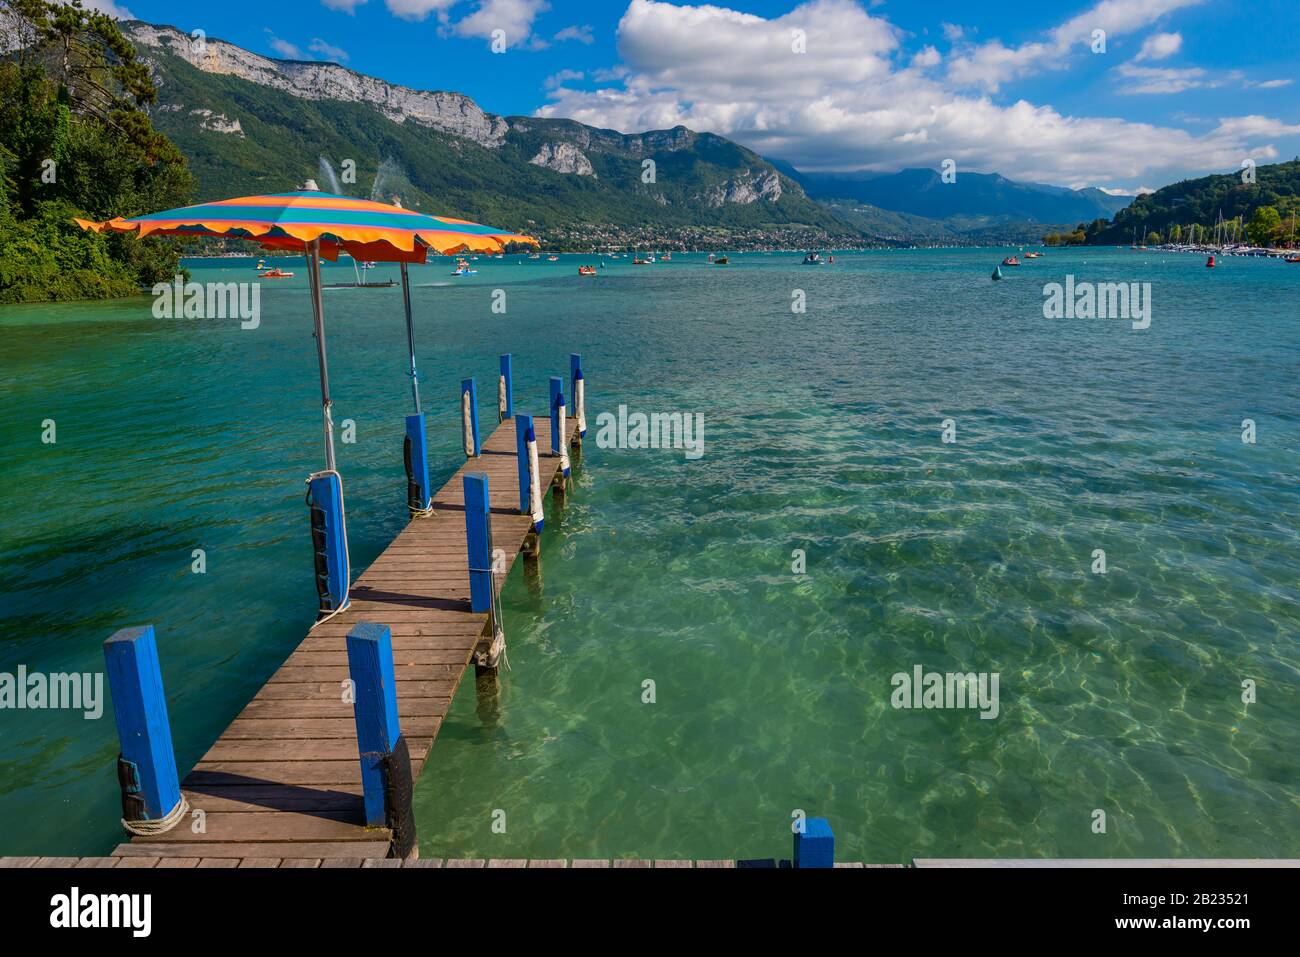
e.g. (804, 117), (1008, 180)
(113, 415), (579, 861)
(115, 841), (390, 859)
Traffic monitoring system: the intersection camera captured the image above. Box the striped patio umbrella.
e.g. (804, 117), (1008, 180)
(79, 188), (538, 623)
(78, 189), (537, 470)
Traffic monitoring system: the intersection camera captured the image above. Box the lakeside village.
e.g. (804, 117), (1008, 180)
(193, 219), (1300, 258)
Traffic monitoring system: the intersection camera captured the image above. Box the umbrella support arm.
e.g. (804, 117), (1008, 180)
(306, 242), (338, 473)
(401, 262), (421, 415)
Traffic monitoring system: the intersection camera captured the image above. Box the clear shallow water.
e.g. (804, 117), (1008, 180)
(0, 249), (1296, 860)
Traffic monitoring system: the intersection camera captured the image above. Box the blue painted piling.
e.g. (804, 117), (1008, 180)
(499, 354), (514, 421)
(549, 376), (564, 455)
(103, 625), (182, 822)
(570, 354), (582, 416)
(345, 621), (402, 828)
(464, 473), (493, 613)
(794, 817), (835, 869)
(461, 377), (481, 458)
(307, 471), (349, 613)
(404, 412), (431, 512)
(515, 413), (534, 515)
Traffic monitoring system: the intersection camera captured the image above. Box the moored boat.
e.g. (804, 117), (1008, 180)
(258, 268), (294, 278)
(1002, 256), (1021, 266)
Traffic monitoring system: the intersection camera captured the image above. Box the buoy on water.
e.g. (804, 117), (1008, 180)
(1206, 255), (1216, 268)
(991, 265), (1003, 281)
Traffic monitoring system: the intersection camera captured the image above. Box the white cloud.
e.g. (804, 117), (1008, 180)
(1211, 115), (1300, 138)
(1248, 78), (1294, 89)
(455, 0), (551, 46)
(911, 45), (941, 68)
(536, 0), (1298, 188)
(555, 24), (595, 44)
(545, 68), (584, 90)
(265, 30), (304, 59)
(308, 38), (350, 61)
(940, 22), (963, 43)
(322, 0), (368, 12)
(82, 0), (134, 17)
(947, 0), (1205, 91)
(1134, 31), (1182, 61)
(1116, 63), (1207, 94)
(385, 0), (458, 21)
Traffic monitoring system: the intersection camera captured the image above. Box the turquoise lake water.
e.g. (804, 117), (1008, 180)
(0, 249), (1296, 861)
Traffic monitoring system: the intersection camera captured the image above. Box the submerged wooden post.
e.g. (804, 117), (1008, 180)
(499, 354), (513, 422)
(794, 817), (834, 869)
(461, 377), (481, 458)
(346, 621), (417, 858)
(103, 625), (184, 832)
(463, 473), (493, 614)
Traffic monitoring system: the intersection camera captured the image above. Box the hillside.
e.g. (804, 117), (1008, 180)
(123, 22), (857, 250)
(785, 166), (1130, 224)
(1079, 159), (1300, 245)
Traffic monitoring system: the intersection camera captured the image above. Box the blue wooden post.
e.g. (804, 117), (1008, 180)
(404, 412), (431, 512)
(570, 354), (581, 414)
(345, 621), (402, 828)
(307, 471), (349, 614)
(571, 353), (586, 439)
(549, 376), (564, 454)
(515, 413), (533, 514)
(464, 473), (493, 613)
(499, 354), (514, 421)
(461, 377), (481, 458)
(794, 817), (834, 869)
(103, 625), (182, 823)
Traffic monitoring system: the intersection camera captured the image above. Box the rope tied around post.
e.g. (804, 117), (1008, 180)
(526, 423), (545, 531)
(575, 368), (587, 438)
(557, 394), (572, 478)
(468, 559), (510, 672)
(462, 389), (474, 457)
(119, 754), (189, 837)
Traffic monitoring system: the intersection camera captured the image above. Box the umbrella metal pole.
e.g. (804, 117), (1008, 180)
(401, 261), (421, 415)
(306, 241), (337, 472)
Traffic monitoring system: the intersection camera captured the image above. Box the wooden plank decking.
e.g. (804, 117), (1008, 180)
(112, 415), (577, 861)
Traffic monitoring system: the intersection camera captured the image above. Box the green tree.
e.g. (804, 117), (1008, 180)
(0, 0), (193, 302)
(1246, 206), (1282, 246)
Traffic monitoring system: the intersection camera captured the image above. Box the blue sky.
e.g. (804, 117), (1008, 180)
(97, 0), (1299, 191)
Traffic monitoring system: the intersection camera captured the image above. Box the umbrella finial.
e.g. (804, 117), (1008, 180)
(299, 178), (321, 192)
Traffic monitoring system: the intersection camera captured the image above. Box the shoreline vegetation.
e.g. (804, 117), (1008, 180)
(0, 1), (193, 305)
(1041, 159), (1299, 249)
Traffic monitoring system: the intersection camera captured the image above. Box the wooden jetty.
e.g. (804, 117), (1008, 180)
(108, 413), (578, 863)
